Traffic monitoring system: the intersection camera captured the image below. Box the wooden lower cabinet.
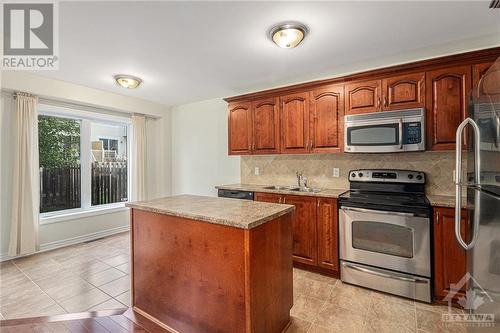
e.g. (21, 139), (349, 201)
(317, 198), (339, 271)
(433, 206), (469, 302)
(255, 193), (339, 275)
(284, 195), (318, 266)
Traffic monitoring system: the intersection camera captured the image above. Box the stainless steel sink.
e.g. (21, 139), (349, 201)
(263, 185), (290, 190)
(289, 187), (322, 193)
(263, 185), (322, 193)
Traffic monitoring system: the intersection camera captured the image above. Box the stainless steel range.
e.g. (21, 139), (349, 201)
(338, 169), (432, 303)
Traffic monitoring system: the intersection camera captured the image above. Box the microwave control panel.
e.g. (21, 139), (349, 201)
(403, 122), (422, 144)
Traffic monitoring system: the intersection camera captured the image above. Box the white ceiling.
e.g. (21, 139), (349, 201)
(33, 1), (500, 107)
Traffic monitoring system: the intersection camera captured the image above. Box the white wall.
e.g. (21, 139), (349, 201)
(171, 98), (240, 196)
(0, 73), (171, 260)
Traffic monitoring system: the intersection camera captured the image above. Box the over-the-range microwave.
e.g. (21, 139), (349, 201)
(344, 108), (425, 153)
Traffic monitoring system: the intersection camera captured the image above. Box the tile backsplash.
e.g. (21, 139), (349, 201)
(241, 152), (456, 196)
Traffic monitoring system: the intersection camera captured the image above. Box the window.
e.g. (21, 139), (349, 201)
(39, 108), (130, 215)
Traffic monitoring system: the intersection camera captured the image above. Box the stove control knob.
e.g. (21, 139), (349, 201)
(358, 172), (363, 178)
(351, 172), (356, 178)
(408, 174), (414, 179)
(416, 174), (423, 180)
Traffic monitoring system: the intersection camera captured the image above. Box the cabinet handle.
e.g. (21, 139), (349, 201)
(377, 97), (381, 109)
(253, 143), (256, 150)
(384, 96), (388, 107)
(283, 197), (286, 204)
(436, 211), (439, 224)
(248, 144), (252, 151)
(310, 140), (314, 150)
(317, 200), (320, 208)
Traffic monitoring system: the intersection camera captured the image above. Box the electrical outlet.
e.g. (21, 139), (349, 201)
(254, 167), (260, 176)
(333, 168), (340, 178)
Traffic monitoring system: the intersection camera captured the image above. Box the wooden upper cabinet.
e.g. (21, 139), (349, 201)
(280, 92), (310, 154)
(433, 207), (468, 302)
(310, 85), (344, 153)
(382, 72), (425, 110)
(317, 198), (338, 271)
(473, 61), (500, 101)
(283, 194), (317, 266)
(228, 102), (252, 155)
(252, 97), (280, 154)
(426, 65), (471, 151)
(345, 79), (381, 115)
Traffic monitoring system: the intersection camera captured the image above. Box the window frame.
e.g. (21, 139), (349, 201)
(38, 104), (132, 223)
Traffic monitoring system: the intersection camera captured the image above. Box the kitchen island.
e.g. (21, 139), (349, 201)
(126, 195), (295, 333)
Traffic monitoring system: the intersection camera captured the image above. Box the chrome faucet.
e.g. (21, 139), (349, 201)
(296, 171), (303, 187)
(296, 171), (308, 188)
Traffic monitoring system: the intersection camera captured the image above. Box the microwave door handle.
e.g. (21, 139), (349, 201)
(398, 118), (403, 149)
(454, 117), (481, 250)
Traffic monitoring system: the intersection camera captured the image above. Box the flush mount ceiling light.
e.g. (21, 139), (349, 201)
(114, 74), (142, 89)
(270, 23), (308, 49)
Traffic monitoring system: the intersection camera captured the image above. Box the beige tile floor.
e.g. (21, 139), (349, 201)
(0, 232), (131, 320)
(1, 232), (467, 332)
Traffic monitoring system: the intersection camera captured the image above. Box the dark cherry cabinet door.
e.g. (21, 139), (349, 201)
(345, 79), (381, 115)
(280, 92), (310, 154)
(433, 207), (468, 302)
(382, 72), (425, 111)
(473, 62), (500, 101)
(317, 198), (338, 271)
(283, 194), (317, 266)
(310, 85), (344, 153)
(426, 65), (471, 151)
(252, 98), (280, 154)
(228, 102), (252, 155)
(255, 192), (282, 203)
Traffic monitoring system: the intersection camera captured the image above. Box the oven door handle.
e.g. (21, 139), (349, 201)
(398, 118), (404, 149)
(341, 206), (416, 217)
(342, 262), (428, 284)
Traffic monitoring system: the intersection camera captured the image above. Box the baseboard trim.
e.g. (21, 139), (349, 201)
(0, 225), (130, 262)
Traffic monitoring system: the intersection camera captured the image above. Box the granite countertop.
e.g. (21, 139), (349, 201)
(216, 183), (347, 199)
(126, 194), (295, 229)
(217, 183), (461, 208)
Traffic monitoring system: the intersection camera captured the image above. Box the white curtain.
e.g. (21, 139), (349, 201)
(132, 114), (147, 201)
(9, 93), (40, 256)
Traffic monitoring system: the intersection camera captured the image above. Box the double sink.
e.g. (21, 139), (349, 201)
(263, 185), (322, 193)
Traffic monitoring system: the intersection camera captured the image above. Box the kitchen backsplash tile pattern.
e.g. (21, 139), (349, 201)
(241, 152), (456, 196)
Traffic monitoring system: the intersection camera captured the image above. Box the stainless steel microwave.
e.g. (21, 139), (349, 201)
(344, 108), (425, 153)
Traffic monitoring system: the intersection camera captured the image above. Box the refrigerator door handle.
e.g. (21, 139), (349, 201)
(455, 117), (481, 250)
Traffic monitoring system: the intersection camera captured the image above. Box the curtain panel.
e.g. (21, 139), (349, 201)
(9, 93), (40, 256)
(132, 114), (147, 201)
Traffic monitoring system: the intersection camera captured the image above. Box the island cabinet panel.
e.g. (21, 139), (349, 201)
(252, 97), (281, 154)
(433, 207), (469, 302)
(247, 212), (293, 333)
(345, 79), (381, 115)
(283, 194), (318, 266)
(310, 85), (344, 153)
(382, 72), (425, 110)
(228, 102), (252, 155)
(131, 209), (293, 333)
(317, 198), (339, 272)
(426, 65), (471, 151)
(473, 61), (500, 100)
(280, 92), (310, 154)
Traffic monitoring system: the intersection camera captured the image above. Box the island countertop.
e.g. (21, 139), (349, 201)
(126, 194), (295, 229)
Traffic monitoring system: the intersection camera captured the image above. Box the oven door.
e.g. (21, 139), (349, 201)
(339, 206), (431, 277)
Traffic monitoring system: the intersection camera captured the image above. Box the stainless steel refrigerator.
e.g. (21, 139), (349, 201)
(455, 58), (500, 331)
